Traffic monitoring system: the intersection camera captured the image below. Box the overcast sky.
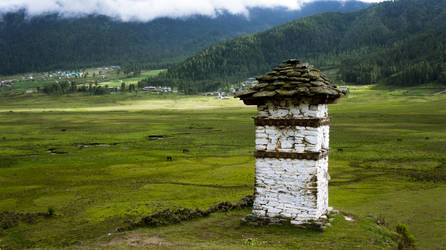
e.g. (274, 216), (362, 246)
(0, 0), (385, 21)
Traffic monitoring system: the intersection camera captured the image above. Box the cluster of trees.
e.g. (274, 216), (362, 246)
(120, 63), (142, 77)
(386, 62), (445, 86)
(339, 60), (445, 86)
(147, 0), (446, 91)
(42, 81), (94, 95)
(41, 81), (137, 95)
(0, 1), (369, 76)
(138, 75), (229, 94)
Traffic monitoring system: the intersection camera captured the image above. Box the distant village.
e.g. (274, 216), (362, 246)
(204, 77), (259, 99)
(1, 66), (265, 98)
(142, 86), (176, 94)
(0, 70), (352, 98)
(0, 80), (13, 89)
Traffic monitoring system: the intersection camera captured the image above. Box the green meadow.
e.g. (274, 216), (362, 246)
(0, 86), (445, 249)
(98, 70), (166, 87)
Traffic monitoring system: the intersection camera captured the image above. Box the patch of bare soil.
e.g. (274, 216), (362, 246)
(108, 232), (172, 247)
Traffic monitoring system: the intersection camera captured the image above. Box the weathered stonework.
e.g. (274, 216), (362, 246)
(253, 157), (329, 223)
(236, 59), (342, 227)
(252, 102), (330, 224)
(255, 125), (330, 153)
(257, 100), (328, 119)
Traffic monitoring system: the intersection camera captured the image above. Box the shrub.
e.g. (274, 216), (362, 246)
(396, 223), (416, 250)
(47, 207), (55, 217)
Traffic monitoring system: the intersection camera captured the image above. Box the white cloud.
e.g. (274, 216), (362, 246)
(0, 0), (386, 22)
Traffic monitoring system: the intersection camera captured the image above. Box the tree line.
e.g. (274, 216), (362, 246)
(41, 81), (137, 95)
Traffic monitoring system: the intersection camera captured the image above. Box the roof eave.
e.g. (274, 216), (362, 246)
(238, 94), (342, 105)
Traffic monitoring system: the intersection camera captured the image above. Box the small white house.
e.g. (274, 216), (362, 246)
(143, 86), (157, 92)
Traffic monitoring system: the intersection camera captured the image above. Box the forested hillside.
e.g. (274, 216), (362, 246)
(0, 1), (369, 75)
(146, 0), (446, 92)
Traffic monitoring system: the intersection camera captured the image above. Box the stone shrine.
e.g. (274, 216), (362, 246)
(236, 59), (343, 226)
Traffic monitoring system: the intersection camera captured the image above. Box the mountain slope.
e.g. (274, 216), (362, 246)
(0, 1), (369, 75)
(150, 0), (446, 92)
(339, 25), (446, 85)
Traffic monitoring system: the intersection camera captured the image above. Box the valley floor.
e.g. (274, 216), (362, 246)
(0, 85), (445, 249)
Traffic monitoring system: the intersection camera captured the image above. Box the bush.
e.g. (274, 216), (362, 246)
(47, 207), (55, 217)
(396, 223), (416, 250)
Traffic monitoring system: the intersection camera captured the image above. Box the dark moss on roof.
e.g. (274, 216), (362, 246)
(236, 59), (343, 105)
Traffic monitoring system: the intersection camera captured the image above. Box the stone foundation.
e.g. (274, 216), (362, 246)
(252, 157), (329, 224)
(241, 207), (339, 231)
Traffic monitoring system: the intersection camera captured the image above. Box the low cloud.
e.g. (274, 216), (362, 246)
(0, 0), (384, 21)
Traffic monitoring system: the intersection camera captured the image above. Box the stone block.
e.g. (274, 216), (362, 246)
(255, 138), (268, 145)
(300, 104), (309, 113)
(256, 126), (265, 132)
(304, 136), (319, 145)
(256, 132), (267, 139)
(290, 108), (301, 117)
(294, 146), (305, 153)
(252, 209), (266, 217)
(281, 138), (294, 149)
(276, 109), (289, 117)
(267, 207), (281, 214)
(285, 130), (295, 137)
(278, 149), (293, 153)
(266, 144), (277, 151)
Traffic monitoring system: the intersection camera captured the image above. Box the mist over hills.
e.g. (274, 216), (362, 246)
(146, 0), (446, 92)
(0, 1), (370, 75)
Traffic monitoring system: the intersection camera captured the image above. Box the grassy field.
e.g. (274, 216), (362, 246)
(0, 86), (445, 249)
(98, 70), (166, 87)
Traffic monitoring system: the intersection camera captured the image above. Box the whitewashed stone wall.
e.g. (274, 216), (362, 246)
(255, 125), (329, 153)
(257, 100), (328, 119)
(253, 99), (330, 224)
(253, 157), (329, 224)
